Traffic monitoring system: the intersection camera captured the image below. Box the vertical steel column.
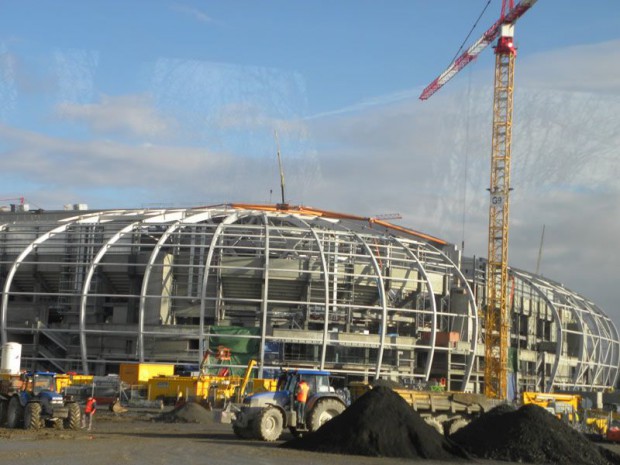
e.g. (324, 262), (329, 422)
(259, 215), (270, 376)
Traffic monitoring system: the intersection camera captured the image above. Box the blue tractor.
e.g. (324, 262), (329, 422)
(226, 369), (347, 441)
(0, 371), (82, 430)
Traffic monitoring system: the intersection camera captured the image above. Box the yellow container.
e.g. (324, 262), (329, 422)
(251, 378), (278, 394)
(120, 363), (175, 385)
(69, 374), (94, 386)
(55, 373), (94, 393)
(147, 376), (212, 402)
(55, 374), (71, 393)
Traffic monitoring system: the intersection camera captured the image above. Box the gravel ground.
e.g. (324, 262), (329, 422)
(1, 407), (619, 465)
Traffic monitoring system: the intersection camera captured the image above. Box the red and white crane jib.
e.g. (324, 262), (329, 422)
(419, 0), (537, 101)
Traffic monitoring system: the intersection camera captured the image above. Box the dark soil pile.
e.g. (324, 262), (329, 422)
(281, 386), (468, 460)
(451, 403), (620, 465)
(154, 401), (214, 424)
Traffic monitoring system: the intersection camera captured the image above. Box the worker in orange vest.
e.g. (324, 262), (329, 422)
(83, 396), (97, 431)
(295, 379), (309, 426)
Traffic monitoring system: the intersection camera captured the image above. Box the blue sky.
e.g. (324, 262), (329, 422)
(1, 1), (620, 320)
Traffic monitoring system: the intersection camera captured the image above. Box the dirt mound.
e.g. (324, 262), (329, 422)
(281, 386), (468, 460)
(451, 403), (620, 465)
(154, 401), (214, 424)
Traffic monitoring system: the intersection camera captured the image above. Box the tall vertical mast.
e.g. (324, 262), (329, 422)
(485, 24), (516, 400)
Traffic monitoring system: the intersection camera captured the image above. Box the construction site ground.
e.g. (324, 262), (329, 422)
(1, 406), (620, 465)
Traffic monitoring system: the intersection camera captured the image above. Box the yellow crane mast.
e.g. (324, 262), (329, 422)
(485, 24), (516, 400)
(420, 0), (537, 399)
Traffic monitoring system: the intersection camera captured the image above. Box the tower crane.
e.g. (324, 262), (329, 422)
(420, 0), (537, 400)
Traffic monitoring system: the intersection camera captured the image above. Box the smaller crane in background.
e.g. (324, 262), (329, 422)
(0, 196), (25, 205)
(274, 130), (288, 209)
(0, 196), (27, 211)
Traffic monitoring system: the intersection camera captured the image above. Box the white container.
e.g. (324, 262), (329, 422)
(1, 342), (22, 374)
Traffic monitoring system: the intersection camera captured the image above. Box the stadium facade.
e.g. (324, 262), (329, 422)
(0, 204), (617, 395)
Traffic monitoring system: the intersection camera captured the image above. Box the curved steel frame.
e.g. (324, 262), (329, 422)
(0, 206), (616, 391)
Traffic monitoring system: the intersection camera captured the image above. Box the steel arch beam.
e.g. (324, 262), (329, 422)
(137, 210), (214, 361)
(429, 243), (479, 390)
(1, 210), (106, 346)
(392, 238), (439, 381)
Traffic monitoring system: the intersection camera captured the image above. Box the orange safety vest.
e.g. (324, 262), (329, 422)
(296, 381), (309, 403)
(85, 398), (97, 414)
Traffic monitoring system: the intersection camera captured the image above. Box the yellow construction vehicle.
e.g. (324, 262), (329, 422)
(522, 391), (581, 423)
(521, 391), (613, 437)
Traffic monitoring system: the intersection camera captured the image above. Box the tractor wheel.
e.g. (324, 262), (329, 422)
(308, 399), (345, 432)
(64, 402), (81, 430)
(253, 407), (283, 441)
(0, 399), (8, 426)
(7, 396), (23, 429)
(233, 423), (255, 439)
(24, 402), (42, 430)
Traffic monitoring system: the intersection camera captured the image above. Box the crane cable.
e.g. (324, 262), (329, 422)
(460, 68), (474, 254)
(448, 0), (494, 66)
(456, 1), (493, 253)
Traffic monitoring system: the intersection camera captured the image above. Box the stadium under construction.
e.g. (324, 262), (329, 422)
(0, 203), (617, 398)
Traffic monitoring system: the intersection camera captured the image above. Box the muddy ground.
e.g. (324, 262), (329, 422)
(2, 407), (620, 465)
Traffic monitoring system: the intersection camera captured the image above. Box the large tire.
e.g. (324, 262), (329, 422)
(7, 396), (23, 429)
(0, 399), (8, 426)
(308, 398), (345, 432)
(24, 402), (42, 430)
(64, 403), (81, 430)
(253, 407), (283, 441)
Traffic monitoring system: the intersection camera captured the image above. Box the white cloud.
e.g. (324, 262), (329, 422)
(53, 48), (98, 104)
(56, 94), (175, 139)
(215, 102), (309, 138)
(298, 43), (620, 321)
(519, 39), (620, 94)
(171, 3), (212, 23)
(1, 38), (618, 324)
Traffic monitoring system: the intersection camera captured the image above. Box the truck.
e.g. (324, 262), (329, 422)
(350, 382), (503, 435)
(222, 369), (347, 441)
(0, 371), (82, 430)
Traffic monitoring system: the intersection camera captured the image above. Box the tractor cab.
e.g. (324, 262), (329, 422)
(279, 369), (333, 397)
(29, 372), (57, 396)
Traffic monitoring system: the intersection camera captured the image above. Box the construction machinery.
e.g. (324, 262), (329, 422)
(0, 371), (81, 430)
(350, 382), (501, 435)
(420, 0), (537, 400)
(521, 391), (615, 438)
(222, 369), (347, 441)
(522, 391), (582, 423)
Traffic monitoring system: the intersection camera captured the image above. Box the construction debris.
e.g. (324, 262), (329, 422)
(451, 403), (620, 465)
(281, 386), (468, 460)
(154, 401), (214, 424)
